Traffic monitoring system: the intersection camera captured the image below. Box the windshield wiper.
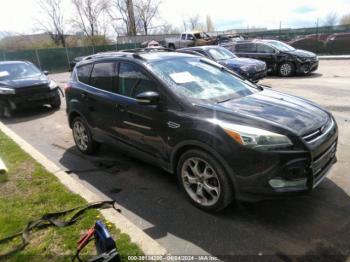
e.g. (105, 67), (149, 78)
(217, 96), (236, 103)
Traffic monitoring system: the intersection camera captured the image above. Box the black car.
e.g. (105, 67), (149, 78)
(65, 50), (338, 212)
(69, 56), (86, 71)
(178, 46), (267, 82)
(228, 40), (319, 77)
(0, 61), (61, 118)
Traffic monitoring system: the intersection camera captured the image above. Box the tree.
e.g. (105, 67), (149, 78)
(322, 12), (338, 26)
(71, 0), (108, 46)
(340, 13), (350, 25)
(206, 15), (214, 32)
(188, 15), (201, 30)
(134, 0), (160, 35)
(37, 0), (66, 47)
(108, 0), (137, 36)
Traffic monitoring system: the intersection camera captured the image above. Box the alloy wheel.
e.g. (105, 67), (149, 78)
(73, 120), (89, 151)
(280, 63), (292, 76)
(181, 157), (221, 207)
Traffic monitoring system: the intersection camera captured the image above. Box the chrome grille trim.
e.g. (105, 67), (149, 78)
(303, 118), (334, 143)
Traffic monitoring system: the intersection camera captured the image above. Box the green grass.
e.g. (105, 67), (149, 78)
(0, 130), (143, 261)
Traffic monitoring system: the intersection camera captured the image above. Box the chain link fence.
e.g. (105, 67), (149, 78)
(0, 43), (141, 73)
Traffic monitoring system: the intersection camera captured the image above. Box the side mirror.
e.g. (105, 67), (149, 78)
(136, 91), (160, 106)
(43, 70), (49, 75)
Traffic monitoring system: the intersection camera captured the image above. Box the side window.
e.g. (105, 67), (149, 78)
(181, 34), (186, 40)
(90, 62), (117, 93)
(256, 44), (275, 54)
(76, 64), (93, 84)
(236, 43), (256, 53)
(187, 34), (195, 41)
(118, 63), (157, 98)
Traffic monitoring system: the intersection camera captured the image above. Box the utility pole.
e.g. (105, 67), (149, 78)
(127, 0), (137, 36)
(316, 18), (319, 38)
(279, 21), (282, 39)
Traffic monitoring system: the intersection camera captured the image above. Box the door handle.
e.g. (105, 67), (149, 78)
(81, 93), (88, 100)
(116, 104), (126, 112)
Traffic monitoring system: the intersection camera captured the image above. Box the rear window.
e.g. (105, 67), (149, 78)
(90, 62), (117, 93)
(76, 64), (93, 84)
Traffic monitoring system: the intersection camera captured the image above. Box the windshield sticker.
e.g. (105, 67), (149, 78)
(169, 72), (196, 84)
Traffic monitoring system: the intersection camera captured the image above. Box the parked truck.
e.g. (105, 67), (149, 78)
(164, 31), (216, 49)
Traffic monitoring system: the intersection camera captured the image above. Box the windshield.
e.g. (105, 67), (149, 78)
(265, 41), (295, 51)
(207, 47), (237, 61)
(0, 63), (42, 80)
(150, 57), (255, 102)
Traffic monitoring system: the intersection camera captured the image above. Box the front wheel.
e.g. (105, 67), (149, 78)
(278, 62), (295, 77)
(72, 117), (99, 154)
(177, 149), (234, 212)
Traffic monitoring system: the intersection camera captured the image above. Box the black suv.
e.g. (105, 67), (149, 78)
(66, 49), (337, 212)
(0, 61), (61, 118)
(228, 40), (319, 77)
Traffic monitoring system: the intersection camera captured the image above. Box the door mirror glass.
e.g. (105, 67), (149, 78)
(136, 91), (160, 105)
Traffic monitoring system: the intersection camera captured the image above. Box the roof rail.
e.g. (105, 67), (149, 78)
(120, 47), (174, 53)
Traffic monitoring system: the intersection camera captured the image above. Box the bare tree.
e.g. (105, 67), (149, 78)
(340, 13), (350, 25)
(181, 15), (188, 31)
(37, 0), (66, 47)
(188, 15), (201, 30)
(108, 0), (137, 36)
(71, 0), (108, 46)
(322, 12), (338, 26)
(206, 15), (214, 32)
(134, 0), (160, 35)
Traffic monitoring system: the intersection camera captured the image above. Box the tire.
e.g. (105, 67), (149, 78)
(278, 62), (295, 77)
(51, 90), (61, 110)
(177, 149), (234, 212)
(72, 116), (99, 154)
(168, 44), (175, 50)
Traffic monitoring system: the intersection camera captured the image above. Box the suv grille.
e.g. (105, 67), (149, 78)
(303, 118), (334, 143)
(15, 84), (50, 96)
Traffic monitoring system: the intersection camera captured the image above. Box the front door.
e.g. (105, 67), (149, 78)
(114, 62), (167, 158)
(255, 43), (277, 72)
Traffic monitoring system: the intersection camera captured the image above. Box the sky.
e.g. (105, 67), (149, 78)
(0, 0), (350, 35)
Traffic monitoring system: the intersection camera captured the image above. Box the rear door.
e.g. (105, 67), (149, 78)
(234, 43), (257, 58)
(85, 61), (124, 137)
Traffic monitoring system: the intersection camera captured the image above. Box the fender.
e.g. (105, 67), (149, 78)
(67, 99), (96, 129)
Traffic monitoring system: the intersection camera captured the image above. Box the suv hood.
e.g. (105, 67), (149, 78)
(284, 49), (316, 58)
(0, 75), (48, 89)
(220, 57), (264, 68)
(206, 89), (329, 136)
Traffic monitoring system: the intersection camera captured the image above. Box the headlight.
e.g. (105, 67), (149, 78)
(0, 87), (15, 95)
(49, 80), (58, 90)
(213, 120), (293, 150)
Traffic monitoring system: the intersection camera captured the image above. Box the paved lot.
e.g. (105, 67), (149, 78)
(2, 60), (350, 260)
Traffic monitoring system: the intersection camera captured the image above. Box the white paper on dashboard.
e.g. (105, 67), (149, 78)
(169, 72), (196, 84)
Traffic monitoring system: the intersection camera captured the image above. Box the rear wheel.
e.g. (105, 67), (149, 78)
(177, 149), (234, 212)
(72, 116), (99, 154)
(278, 62), (295, 77)
(168, 44), (175, 50)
